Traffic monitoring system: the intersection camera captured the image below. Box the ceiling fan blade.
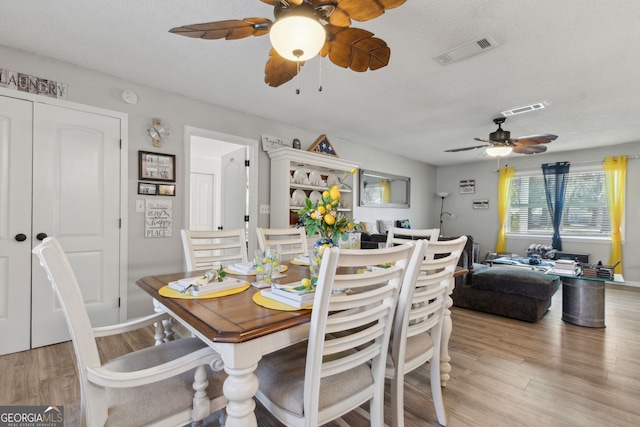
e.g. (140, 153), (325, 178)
(473, 137), (495, 144)
(445, 145), (489, 153)
(512, 134), (558, 146)
(323, 25), (390, 71)
(330, 0), (407, 25)
(265, 48), (302, 87)
(169, 18), (272, 40)
(513, 145), (548, 154)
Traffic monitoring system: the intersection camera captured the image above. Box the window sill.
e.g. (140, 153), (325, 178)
(506, 234), (611, 245)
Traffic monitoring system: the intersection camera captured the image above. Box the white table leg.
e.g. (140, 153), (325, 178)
(440, 291), (453, 387)
(214, 342), (263, 427)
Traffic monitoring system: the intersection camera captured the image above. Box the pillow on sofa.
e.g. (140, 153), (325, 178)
(377, 219), (394, 234)
(360, 221), (379, 235)
(395, 219), (411, 229)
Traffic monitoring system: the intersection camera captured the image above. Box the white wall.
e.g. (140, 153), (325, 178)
(436, 141), (640, 285)
(0, 45), (437, 317)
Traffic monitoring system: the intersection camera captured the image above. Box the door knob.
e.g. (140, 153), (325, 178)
(15, 233), (27, 242)
(36, 233), (48, 241)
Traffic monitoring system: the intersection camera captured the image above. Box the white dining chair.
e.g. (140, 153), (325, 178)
(385, 237), (466, 427)
(32, 237), (227, 427)
(386, 227), (440, 246)
(256, 227), (309, 259)
(181, 228), (248, 270)
(254, 243), (415, 426)
(387, 227), (440, 261)
(424, 236), (468, 389)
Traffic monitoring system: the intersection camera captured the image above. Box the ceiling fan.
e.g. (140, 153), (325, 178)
(169, 0), (407, 88)
(445, 117), (558, 157)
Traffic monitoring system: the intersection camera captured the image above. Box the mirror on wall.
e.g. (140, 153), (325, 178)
(359, 170), (410, 208)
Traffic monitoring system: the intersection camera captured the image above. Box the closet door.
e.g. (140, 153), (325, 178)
(0, 96), (33, 355)
(30, 103), (122, 348)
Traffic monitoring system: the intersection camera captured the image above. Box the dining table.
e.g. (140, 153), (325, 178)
(136, 262), (468, 427)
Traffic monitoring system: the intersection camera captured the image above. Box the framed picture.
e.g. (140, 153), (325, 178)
(158, 184), (176, 196)
(139, 151), (176, 182)
(138, 182), (157, 195)
(473, 199), (489, 209)
(459, 179), (475, 194)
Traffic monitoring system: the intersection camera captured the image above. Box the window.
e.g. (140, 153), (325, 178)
(507, 166), (611, 237)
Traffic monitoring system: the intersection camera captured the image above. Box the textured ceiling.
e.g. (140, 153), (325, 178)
(1, 0), (639, 165)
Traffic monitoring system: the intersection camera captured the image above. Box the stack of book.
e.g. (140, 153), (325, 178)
(260, 283), (315, 309)
(549, 259), (580, 276)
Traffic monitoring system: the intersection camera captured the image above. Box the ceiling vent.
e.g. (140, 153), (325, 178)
(501, 102), (546, 117)
(433, 35), (498, 64)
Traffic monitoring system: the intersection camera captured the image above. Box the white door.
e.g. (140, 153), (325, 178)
(30, 103), (122, 347)
(0, 96), (33, 355)
(190, 172), (216, 231)
(221, 147), (247, 231)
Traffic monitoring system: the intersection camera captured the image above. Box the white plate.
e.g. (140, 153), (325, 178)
(309, 171), (322, 186)
(292, 189), (307, 206)
(293, 169), (307, 184)
(326, 173), (339, 187)
(309, 190), (322, 204)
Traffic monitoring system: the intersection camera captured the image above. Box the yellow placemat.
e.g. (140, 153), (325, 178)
(159, 283), (250, 299)
(289, 259), (309, 266)
(252, 292), (311, 311)
(225, 265), (288, 276)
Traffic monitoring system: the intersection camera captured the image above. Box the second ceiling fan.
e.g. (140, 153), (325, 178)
(446, 117), (558, 156)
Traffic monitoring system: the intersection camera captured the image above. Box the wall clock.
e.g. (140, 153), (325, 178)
(148, 118), (169, 147)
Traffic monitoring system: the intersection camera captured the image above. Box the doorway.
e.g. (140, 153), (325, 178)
(184, 127), (259, 258)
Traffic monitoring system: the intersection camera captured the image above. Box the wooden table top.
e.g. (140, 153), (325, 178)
(136, 263), (312, 344)
(136, 263), (468, 345)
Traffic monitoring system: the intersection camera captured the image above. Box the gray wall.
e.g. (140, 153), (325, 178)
(1, 45), (437, 318)
(436, 141), (640, 285)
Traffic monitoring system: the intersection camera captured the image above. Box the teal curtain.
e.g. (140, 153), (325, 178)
(542, 161), (570, 250)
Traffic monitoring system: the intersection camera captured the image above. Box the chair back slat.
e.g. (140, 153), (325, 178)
(181, 229), (247, 270)
(256, 227), (309, 258)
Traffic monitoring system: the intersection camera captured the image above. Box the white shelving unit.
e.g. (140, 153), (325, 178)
(268, 147), (360, 229)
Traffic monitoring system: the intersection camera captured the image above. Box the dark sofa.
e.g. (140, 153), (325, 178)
(452, 263), (561, 322)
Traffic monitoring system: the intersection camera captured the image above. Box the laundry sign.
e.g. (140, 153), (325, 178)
(0, 68), (68, 99)
(145, 199), (172, 238)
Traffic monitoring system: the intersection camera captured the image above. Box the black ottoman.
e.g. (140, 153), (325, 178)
(452, 266), (560, 322)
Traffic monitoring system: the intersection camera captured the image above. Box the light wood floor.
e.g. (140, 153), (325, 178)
(2, 284), (640, 426)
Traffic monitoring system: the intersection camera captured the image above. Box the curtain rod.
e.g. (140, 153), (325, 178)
(494, 155), (639, 172)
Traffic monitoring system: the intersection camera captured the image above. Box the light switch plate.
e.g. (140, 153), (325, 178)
(259, 204), (270, 214)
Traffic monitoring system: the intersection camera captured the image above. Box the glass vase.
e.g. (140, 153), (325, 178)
(309, 238), (335, 287)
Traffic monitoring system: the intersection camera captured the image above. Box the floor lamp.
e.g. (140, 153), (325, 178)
(437, 192), (456, 236)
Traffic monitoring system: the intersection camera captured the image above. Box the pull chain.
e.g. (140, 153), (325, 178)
(318, 57), (323, 92)
(296, 60), (300, 95)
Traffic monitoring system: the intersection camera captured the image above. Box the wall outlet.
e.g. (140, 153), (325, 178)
(259, 204), (270, 214)
(136, 199), (145, 213)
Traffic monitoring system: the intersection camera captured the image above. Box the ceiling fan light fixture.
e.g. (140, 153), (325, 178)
(269, 16), (326, 62)
(486, 146), (513, 157)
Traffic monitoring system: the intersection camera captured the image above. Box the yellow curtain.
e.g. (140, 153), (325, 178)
(496, 166), (516, 252)
(380, 179), (390, 203)
(603, 156), (627, 274)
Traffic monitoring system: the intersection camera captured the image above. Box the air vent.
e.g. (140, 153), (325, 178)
(501, 102), (546, 117)
(433, 35), (498, 64)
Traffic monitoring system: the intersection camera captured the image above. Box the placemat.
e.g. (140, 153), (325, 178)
(252, 292), (311, 311)
(159, 283), (250, 299)
(289, 259), (309, 266)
